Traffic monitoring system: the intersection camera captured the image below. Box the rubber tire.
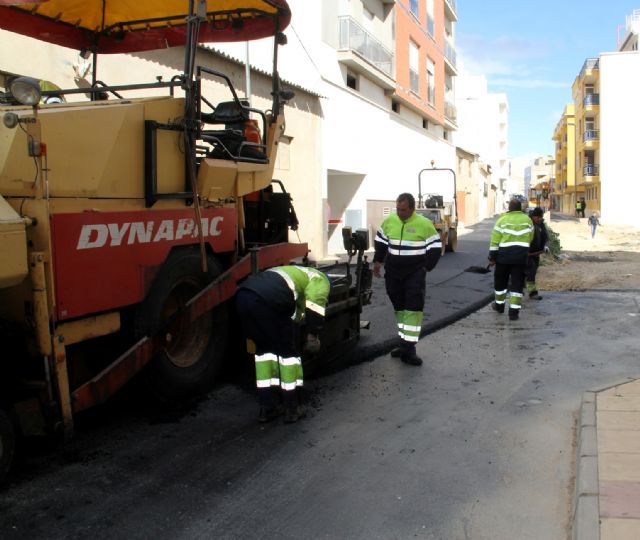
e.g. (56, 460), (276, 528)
(446, 228), (458, 252)
(440, 231), (447, 256)
(135, 249), (229, 402)
(0, 408), (15, 485)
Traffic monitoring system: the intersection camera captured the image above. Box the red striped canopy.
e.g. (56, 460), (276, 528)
(0, 0), (291, 53)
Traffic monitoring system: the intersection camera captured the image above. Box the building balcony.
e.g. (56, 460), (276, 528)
(584, 93), (599, 107)
(337, 16), (395, 90)
(445, 100), (457, 126)
(444, 0), (458, 21)
(444, 41), (457, 74)
(579, 58), (599, 82)
(583, 130), (599, 148)
(583, 164), (599, 178)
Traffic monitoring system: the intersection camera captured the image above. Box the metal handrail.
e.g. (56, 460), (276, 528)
(584, 129), (599, 142)
(584, 164), (599, 176)
(584, 93), (600, 106)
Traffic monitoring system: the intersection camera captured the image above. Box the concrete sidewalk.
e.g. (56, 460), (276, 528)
(575, 379), (640, 539)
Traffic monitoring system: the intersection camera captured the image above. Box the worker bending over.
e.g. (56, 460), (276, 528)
(236, 265), (330, 423)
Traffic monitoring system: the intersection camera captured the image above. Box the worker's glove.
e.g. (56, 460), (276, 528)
(303, 334), (321, 355)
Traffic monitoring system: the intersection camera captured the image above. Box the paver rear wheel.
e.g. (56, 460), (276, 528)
(135, 249), (229, 402)
(0, 408), (15, 485)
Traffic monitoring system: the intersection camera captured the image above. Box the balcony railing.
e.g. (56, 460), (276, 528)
(580, 58), (599, 77)
(584, 164), (599, 176)
(338, 16), (394, 78)
(444, 41), (457, 69)
(584, 129), (599, 142)
(445, 101), (457, 123)
(444, 0), (457, 16)
(584, 93), (600, 106)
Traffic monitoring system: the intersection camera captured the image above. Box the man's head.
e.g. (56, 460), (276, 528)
(396, 193), (415, 222)
(508, 199), (522, 212)
(530, 206), (543, 223)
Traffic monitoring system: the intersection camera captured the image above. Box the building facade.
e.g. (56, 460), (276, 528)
(556, 9), (640, 224)
(552, 104), (576, 214)
(454, 73), (509, 218)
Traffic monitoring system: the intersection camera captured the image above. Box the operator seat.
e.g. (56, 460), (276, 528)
(200, 100), (268, 163)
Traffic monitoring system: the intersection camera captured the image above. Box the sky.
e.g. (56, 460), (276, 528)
(456, 0), (639, 159)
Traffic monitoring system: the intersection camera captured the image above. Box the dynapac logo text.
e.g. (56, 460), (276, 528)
(76, 217), (224, 250)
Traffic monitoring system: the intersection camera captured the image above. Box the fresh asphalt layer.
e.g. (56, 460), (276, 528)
(2, 290), (639, 539)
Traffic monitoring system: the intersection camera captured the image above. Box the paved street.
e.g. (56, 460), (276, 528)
(2, 289), (640, 539)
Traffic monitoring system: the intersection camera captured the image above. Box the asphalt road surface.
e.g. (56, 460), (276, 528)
(3, 289), (640, 539)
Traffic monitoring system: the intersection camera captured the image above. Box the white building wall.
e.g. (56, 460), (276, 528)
(599, 51), (640, 227)
(455, 74), (508, 218)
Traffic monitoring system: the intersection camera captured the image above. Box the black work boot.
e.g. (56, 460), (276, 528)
(257, 387), (282, 423)
(390, 347), (403, 358)
(401, 345), (423, 366)
(529, 291), (542, 300)
(258, 405), (284, 423)
(492, 302), (505, 313)
(508, 308), (519, 321)
(282, 389), (306, 424)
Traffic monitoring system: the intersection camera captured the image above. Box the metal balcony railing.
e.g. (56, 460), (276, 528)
(584, 93), (600, 106)
(445, 101), (457, 122)
(584, 129), (599, 142)
(444, 0), (457, 16)
(580, 58), (599, 77)
(584, 164), (599, 176)
(444, 41), (457, 69)
(338, 16), (394, 77)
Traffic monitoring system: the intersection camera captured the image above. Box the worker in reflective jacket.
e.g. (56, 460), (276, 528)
(236, 266), (330, 423)
(488, 199), (534, 321)
(373, 193), (442, 366)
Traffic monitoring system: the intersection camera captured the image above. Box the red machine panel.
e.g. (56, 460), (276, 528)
(51, 207), (237, 320)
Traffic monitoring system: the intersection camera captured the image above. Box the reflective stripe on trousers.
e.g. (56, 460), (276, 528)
(255, 352), (303, 390)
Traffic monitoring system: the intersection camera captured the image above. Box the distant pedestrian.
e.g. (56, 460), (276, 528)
(489, 199), (534, 321)
(579, 198), (586, 218)
(373, 192), (442, 366)
(588, 212), (601, 238)
(525, 207), (549, 300)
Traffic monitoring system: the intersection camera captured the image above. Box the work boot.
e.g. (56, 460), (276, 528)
(401, 345), (423, 366)
(492, 302), (505, 314)
(529, 291), (542, 300)
(258, 405), (284, 423)
(390, 347), (403, 358)
(283, 405), (307, 424)
(508, 308), (519, 321)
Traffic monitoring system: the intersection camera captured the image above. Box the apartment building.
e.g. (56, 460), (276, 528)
(552, 104), (576, 214)
(557, 9), (640, 225)
(455, 74), (509, 218)
(218, 0), (459, 255)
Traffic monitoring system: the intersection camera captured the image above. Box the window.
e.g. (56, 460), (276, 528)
(410, 0), (419, 18)
(391, 100), (399, 113)
(426, 57), (435, 105)
(409, 41), (420, 94)
(422, 119), (428, 129)
(346, 72), (357, 90)
(426, 0), (434, 36)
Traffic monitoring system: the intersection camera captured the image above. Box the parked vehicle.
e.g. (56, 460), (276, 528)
(0, 0), (371, 483)
(416, 165), (459, 254)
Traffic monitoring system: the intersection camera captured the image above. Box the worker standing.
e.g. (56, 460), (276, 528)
(236, 265), (330, 423)
(373, 192), (442, 366)
(489, 199), (534, 321)
(525, 206), (549, 300)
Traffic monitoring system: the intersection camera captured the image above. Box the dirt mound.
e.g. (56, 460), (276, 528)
(538, 214), (640, 291)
